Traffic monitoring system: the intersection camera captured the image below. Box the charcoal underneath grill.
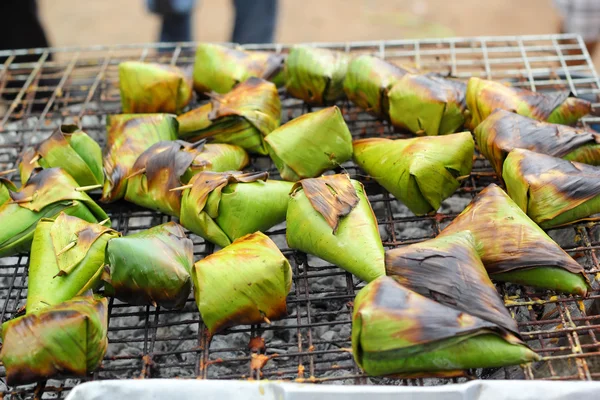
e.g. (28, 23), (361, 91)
(1, 34), (600, 398)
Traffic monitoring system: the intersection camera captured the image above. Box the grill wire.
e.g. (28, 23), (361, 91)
(1, 34), (600, 398)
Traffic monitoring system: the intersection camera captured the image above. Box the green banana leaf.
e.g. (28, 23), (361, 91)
(0, 176), (16, 206)
(27, 213), (119, 314)
(193, 43), (284, 94)
(193, 231), (292, 335)
(0, 295), (108, 386)
(476, 109), (600, 180)
(343, 55), (411, 117)
(179, 171), (293, 248)
(504, 148), (600, 229)
(124, 140), (249, 217)
(440, 183), (590, 295)
(353, 131), (474, 215)
(388, 73), (467, 136)
(284, 45), (349, 105)
(102, 113), (179, 202)
(466, 77), (591, 129)
(286, 174), (385, 282)
(386, 231), (519, 336)
(352, 276), (539, 377)
(0, 168), (110, 258)
(265, 106), (353, 181)
(103, 222), (193, 309)
(119, 61), (192, 114)
(19, 124), (104, 186)
(177, 77), (281, 155)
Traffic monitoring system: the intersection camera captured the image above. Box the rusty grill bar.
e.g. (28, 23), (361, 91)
(1, 34), (600, 398)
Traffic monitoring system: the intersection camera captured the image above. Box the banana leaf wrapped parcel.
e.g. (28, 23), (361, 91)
(440, 184), (590, 295)
(124, 140), (249, 216)
(388, 74), (468, 136)
(193, 232), (292, 335)
(27, 213), (119, 314)
(286, 174), (385, 282)
(0, 168), (110, 258)
(193, 43), (284, 94)
(0, 295), (108, 386)
(19, 124), (103, 186)
(177, 77), (280, 155)
(466, 77), (591, 129)
(179, 171), (293, 248)
(102, 113), (178, 202)
(0, 176), (16, 206)
(352, 276), (539, 377)
(504, 148), (600, 229)
(103, 222), (193, 309)
(119, 61), (193, 114)
(353, 132), (474, 215)
(285, 45), (349, 105)
(265, 106), (353, 181)
(476, 109), (600, 179)
(343, 55), (411, 117)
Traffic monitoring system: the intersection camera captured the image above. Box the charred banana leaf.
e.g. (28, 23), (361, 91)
(0, 168), (110, 258)
(0, 295), (108, 386)
(352, 276), (539, 377)
(193, 43), (284, 94)
(440, 183), (590, 295)
(476, 109), (600, 179)
(343, 55), (411, 117)
(103, 222), (193, 309)
(177, 77), (280, 155)
(119, 61), (193, 114)
(285, 45), (349, 105)
(102, 113), (178, 202)
(386, 231), (519, 336)
(353, 132), (474, 215)
(265, 106), (353, 181)
(286, 174), (385, 282)
(19, 124), (103, 186)
(504, 148), (600, 229)
(193, 232), (292, 335)
(179, 171), (293, 248)
(124, 140), (249, 216)
(466, 77), (591, 129)
(0, 177), (16, 206)
(388, 74), (467, 136)
(27, 213), (119, 314)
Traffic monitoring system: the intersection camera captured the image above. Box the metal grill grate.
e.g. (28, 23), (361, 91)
(1, 34), (600, 399)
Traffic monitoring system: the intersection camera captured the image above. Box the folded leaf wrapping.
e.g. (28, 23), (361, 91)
(439, 184), (590, 295)
(104, 222), (193, 309)
(284, 46), (349, 105)
(0, 295), (108, 386)
(352, 276), (539, 377)
(27, 213), (119, 314)
(193, 231), (292, 335)
(353, 132), (474, 215)
(193, 43), (284, 94)
(0, 177), (16, 206)
(124, 140), (249, 216)
(0, 168), (110, 258)
(286, 174), (385, 282)
(343, 55), (410, 117)
(19, 124), (103, 186)
(119, 61), (193, 114)
(180, 171), (293, 248)
(476, 109), (600, 179)
(177, 77), (281, 155)
(504, 148), (600, 229)
(265, 106), (353, 181)
(102, 113), (179, 202)
(466, 77), (591, 129)
(388, 74), (467, 136)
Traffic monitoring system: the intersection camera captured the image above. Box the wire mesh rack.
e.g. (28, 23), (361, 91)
(1, 34), (600, 399)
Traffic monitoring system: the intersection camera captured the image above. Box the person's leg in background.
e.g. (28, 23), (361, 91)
(147, 0), (197, 43)
(231, 0), (278, 44)
(0, 0), (51, 63)
(554, 0), (600, 59)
